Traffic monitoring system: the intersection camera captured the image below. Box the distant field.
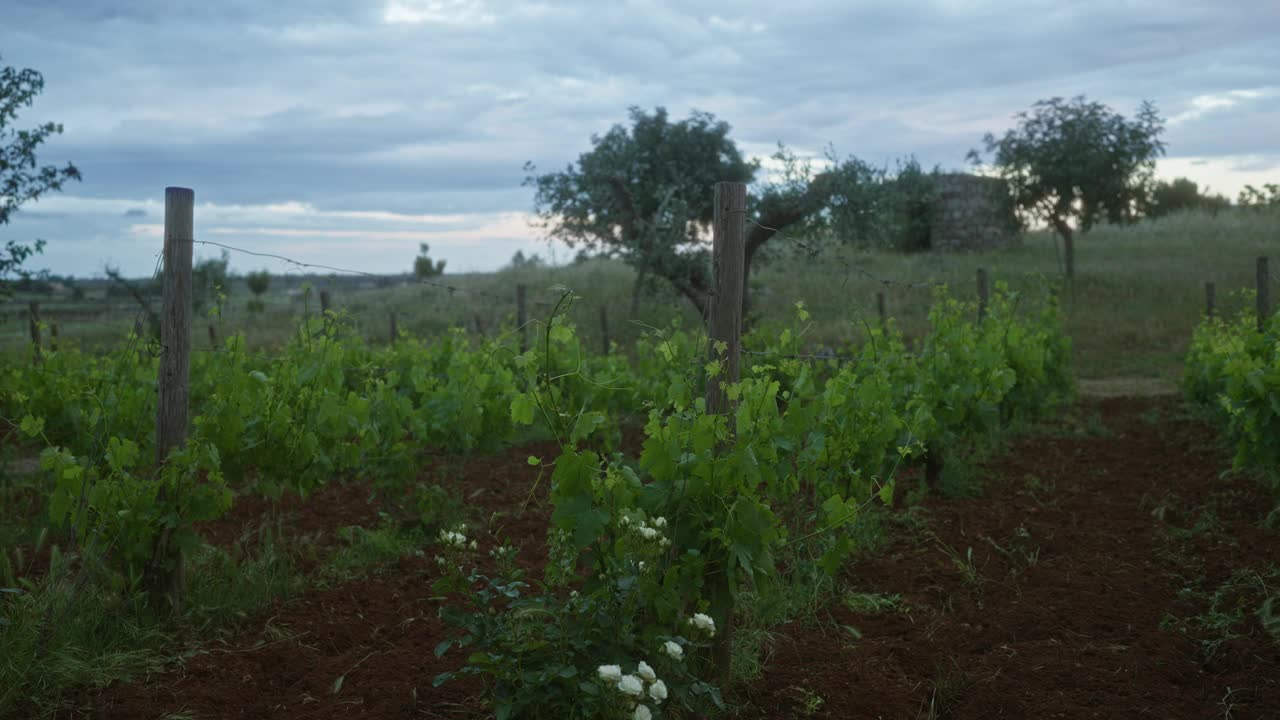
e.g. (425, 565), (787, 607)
(2, 206), (1275, 380)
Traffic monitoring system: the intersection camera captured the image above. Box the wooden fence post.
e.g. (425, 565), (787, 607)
(1259, 257), (1271, 332)
(976, 268), (989, 323)
(320, 290), (331, 314)
(389, 312), (398, 343)
(28, 301), (42, 364)
(148, 186), (194, 613)
(599, 305), (610, 355)
(208, 323), (217, 348)
(1205, 281), (1216, 319)
(516, 284), (528, 353)
(705, 181), (746, 687)
(50, 321), (59, 352)
(876, 291), (886, 328)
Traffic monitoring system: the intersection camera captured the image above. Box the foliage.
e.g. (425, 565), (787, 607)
(1184, 301), (1280, 497)
(1143, 177), (1231, 219)
(505, 249), (547, 271)
(245, 270), (271, 297)
(435, 287), (1072, 716)
(192, 251), (230, 313)
(0, 56), (81, 297)
(1237, 183), (1280, 209)
(969, 95), (1166, 276)
(414, 242), (446, 279)
(525, 106), (757, 313)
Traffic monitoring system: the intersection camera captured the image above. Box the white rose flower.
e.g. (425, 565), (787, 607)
(620, 516), (631, 526)
(636, 660), (656, 682)
(597, 665), (622, 682)
(691, 612), (716, 636)
(468, 539), (478, 550)
(639, 527), (659, 540)
(648, 679), (668, 703)
(633, 705), (652, 720)
(638, 561), (647, 571)
(662, 640), (683, 660)
(653, 516), (667, 528)
(659, 537), (671, 547)
(617, 674), (644, 697)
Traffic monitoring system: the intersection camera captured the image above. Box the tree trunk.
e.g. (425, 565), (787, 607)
(1051, 218), (1075, 280)
(630, 263), (648, 317)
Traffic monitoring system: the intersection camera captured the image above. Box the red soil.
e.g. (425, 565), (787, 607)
(68, 398), (1280, 719)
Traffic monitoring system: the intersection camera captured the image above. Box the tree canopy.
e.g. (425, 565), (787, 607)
(969, 96), (1165, 278)
(525, 107), (938, 319)
(525, 106), (757, 314)
(414, 242), (446, 279)
(0, 56), (81, 297)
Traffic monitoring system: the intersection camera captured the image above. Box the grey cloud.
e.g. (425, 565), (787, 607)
(2, 0), (1278, 277)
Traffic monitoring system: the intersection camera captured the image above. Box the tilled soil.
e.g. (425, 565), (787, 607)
(75, 397), (1279, 719)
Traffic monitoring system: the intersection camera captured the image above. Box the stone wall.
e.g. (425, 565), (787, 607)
(928, 173), (1019, 251)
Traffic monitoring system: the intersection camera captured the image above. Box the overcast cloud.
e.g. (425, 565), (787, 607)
(3, 0), (1278, 277)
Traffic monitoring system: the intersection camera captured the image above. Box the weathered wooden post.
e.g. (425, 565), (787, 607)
(876, 291), (886, 328)
(516, 284), (528, 353)
(319, 290), (331, 314)
(977, 268), (989, 323)
(1205, 281), (1216, 319)
(148, 186), (194, 613)
(50, 321), (59, 352)
(1259, 257), (1271, 332)
(208, 323), (217, 348)
(705, 181), (746, 686)
(28, 301), (42, 363)
(599, 305), (610, 355)
(389, 312), (398, 343)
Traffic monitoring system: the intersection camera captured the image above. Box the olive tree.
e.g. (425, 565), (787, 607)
(969, 96), (1165, 278)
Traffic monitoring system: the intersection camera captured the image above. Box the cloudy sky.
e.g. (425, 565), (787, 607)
(3, 0), (1278, 278)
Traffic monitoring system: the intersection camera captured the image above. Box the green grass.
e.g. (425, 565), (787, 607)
(4, 207), (1277, 380)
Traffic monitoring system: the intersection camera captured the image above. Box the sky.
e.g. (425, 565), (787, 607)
(2, 0), (1278, 278)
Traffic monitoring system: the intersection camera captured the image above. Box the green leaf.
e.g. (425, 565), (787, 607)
(510, 392), (536, 425)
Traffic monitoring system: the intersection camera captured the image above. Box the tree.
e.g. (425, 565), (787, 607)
(246, 269), (270, 313)
(414, 242), (446, 278)
(505, 249), (546, 271)
(1143, 177), (1230, 218)
(1238, 183), (1280, 209)
(0, 56), (81, 297)
(969, 96), (1165, 278)
(192, 250), (230, 313)
(525, 106), (757, 316)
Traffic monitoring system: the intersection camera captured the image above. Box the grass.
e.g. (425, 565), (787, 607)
(4, 207), (1277, 381)
(0, 503), (450, 718)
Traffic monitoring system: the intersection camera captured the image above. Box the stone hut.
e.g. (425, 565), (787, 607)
(927, 173), (1019, 251)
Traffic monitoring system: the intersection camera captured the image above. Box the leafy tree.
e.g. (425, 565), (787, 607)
(1144, 177), (1230, 218)
(245, 269), (270, 313)
(192, 250), (230, 313)
(525, 106), (757, 316)
(969, 96), (1166, 278)
(414, 242), (446, 278)
(505, 249), (546, 271)
(526, 108), (945, 319)
(246, 269), (270, 296)
(0, 56), (81, 297)
(1238, 183), (1280, 209)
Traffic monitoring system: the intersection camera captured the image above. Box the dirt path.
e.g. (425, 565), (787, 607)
(77, 398), (1278, 719)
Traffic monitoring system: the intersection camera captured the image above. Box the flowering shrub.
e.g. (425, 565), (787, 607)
(431, 515), (723, 720)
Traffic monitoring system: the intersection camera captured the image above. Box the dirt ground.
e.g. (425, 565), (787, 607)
(69, 397), (1279, 719)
